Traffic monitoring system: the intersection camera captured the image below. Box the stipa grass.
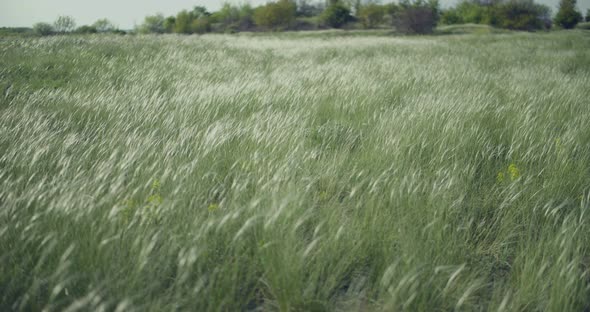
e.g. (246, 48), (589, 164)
(1, 31), (590, 311)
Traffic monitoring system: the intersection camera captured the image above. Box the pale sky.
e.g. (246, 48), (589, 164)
(1, 0), (588, 29)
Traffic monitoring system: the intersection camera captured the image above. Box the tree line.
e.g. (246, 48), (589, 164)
(32, 0), (589, 36)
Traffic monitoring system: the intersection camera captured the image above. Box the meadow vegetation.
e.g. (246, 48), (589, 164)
(1, 30), (590, 311)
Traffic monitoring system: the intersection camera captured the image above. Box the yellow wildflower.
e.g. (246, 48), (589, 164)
(508, 164), (520, 181)
(208, 203), (219, 212)
(147, 194), (162, 205)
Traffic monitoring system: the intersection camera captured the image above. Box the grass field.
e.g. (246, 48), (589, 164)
(1, 30), (590, 311)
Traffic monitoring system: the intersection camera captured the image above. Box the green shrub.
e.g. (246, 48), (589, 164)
(441, 0), (552, 31)
(92, 19), (116, 33)
(164, 16), (176, 33)
(174, 10), (192, 34)
(191, 17), (212, 34)
(358, 4), (386, 29)
(441, 9), (463, 24)
(554, 0), (583, 29)
(75, 25), (98, 34)
(211, 3), (254, 32)
(494, 0), (551, 31)
(321, 2), (353, 28)
(33, 22), (54, 36)
(138, 14), (166, 34)
(253, 0), (297, 30)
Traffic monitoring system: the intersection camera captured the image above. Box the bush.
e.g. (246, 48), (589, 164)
(450, 1), (493, 24)
(75, 25), (98, 34)
(191, 17), (212, 34)
(441, 0), (552, 31)
(33, 22), (54, 36)
(586, 9), (590, 22)
(321, 2), (353, 28)
(92, 19), (116, 33)
(164, 16), (176, 33)
(554, 0), (583, 29)
(253, 0), (297, 30)
(494, 0), (551, 31)
(358, 4), (386, 29)
(441, 9), (463, 24)
(138, 14), (166, 34)
(174, 10), (193, 34)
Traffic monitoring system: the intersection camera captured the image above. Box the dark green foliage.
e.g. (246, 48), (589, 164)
(164, 16), (176, 33)
(33, 22), (54, 36)
(210, 3), (254, 32)
(394, 0), (439, 34)
(441, 0), (552, 31)
(321, 2), (353, 28)
(92, 19), (116, 33)
(138, 14), (166, 34)
(441, 9), (463, 24)
(554, 0), (583, 29)
(253, 0), (297, 30)
(191, 17), (212, 34)
(296, 0), (324, 17)
(586, 9), (590, 22)
(174, 10), (193, 34)
(439, 1), (498, 25)
(494, 0), (551, 31)
(358, 4), (386, 29)
(75, 25), (98, 34)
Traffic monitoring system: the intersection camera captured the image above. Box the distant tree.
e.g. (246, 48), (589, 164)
(296, 0), (324, 17)
(192, 6), (211, 18)
(428, 0), (441, 23)
(174, 10), (193, 33)
(164, 16), (176, 33)
(394, 0), (438, 34)
(347, 0), (362, 17)
(554, 0), (583, 29)
(449, 1), (493, 24)
(495, 0), (551, 31)
(211, 3), (254, 32)
(253, 0), (297, 30)
(237, 4), (256, 30)
(92, 18), (115, 33)
(75, 25), (98, 34)
(138, 14), (166, 34)
(54, 16), (76, 33)
(191, 6), (212, 34)
(191, 18), (212, 33)
(534, 3), (553, 29)
(358, 4), (386, 28)
(440, 8), (463, 24)
(585, 8), (590, 22)
(385, 3), (400, 26)
(321, 1), (353, 28)
(33, 22), (54, 36)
